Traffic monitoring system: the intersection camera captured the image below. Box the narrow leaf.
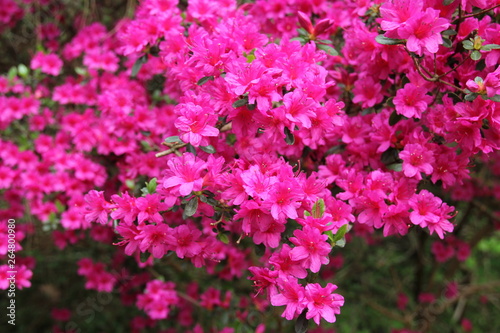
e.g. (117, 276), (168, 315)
(185, 197), (198, 217)
(131, 55), (148, 78)
(331, 224), (348, 243)
(164, 135), (181, 143)
(315, 43), (338, 56)
(481, 44), (500, 51)
(199, 145), (216, 154)
(464, 92), (478, 101)
(232, 98), (248, 108)
(375, 35), (405, 45)
(295, 310), (309, 333)
(284, 127), (295, 145)
(217, 233), (229, 244)
(197, 76), (214, 86)
(389, 110), (403, 126)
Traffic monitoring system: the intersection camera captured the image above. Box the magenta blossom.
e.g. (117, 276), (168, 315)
(304, 283), (344, 324)
(289, 226), (331, 273)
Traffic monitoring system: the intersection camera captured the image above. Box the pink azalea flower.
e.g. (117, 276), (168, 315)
(271, 276), (306, 320)
(408, 190), (442, 227)
(400, 143), (435, 179)
(398, 8), (450, 56)
(136, 194), (169, 224)
(162, 153), (207, 196)
(115, 223), (141, 255)
(248, 266), (279, 298)
(174, 102), (219, 147)
(135, 223), (175, 259)
(266, 181), (304, 221)
(269, 244), (308, 279)
(379, 204), (411, 237)
(393, 83), (432, 119)
(304, 283), (344, 324)
(289, 226), (331, 273)
(168, 224), (203, 259)
(110, 192), (138, 225)
(30, 52), (63, 76)
(83, 190), (112, 225)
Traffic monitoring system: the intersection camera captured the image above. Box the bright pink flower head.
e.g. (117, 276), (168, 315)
(398, 8), (450, 55)
(162, 153), (207, 196)
(136, 194), (169, 224)
(248, 266), (279, 298)
(135, 223), (175, 259)
(399, 143), (434, 179)
(137, 280), (178, 320)
(380, 0), (424, 35)
(304, 283), (344, 324)
(409, 190), (442, 227)
(83, 190), (112, 225)
(266, 181), (304, 221)
(269, 244), (308, 279)
(168, 224), (202, 259)
(30, 52), (63, 76)
(271, 276), (306, 320)
(393, 83), (432, 119)
(110, 192), (138, 225)
(174, 102), (219, 147)
(289, 226), (331, 273)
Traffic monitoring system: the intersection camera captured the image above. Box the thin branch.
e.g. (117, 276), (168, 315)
(457, 4), (500, 21)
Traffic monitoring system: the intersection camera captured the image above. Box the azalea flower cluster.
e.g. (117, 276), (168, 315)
(1, 0), (500, 331)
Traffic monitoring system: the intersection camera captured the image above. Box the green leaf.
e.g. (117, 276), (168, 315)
(217, 233), (229, 244)
(311, 199), (325, 219)
(17, 64), (29, 77)
(317, 39), (333, 44)
(7, 67), (17, 81)
(184, 197), (198, 217)
(141, 140), (152, 151)
(470, 50), (482, 61)
(297, 28), (308, 36)
(146, 178), (157, 194)
(125, 179), (135, 189)
(484, 94), (500, 102)
(186, 143), (196, 154)
(462, 40), (474, 50)
(55, 200), (65, 213)
(315, 43), (338, 56)
(255, 243), (266, 256)
(387, 163), (403, 172)
(74, 67), (87, 76)
(131, 55), (148, 78)
(199, 145), (216, 154)
(284, 127), (295, 145)
(443, 0), (455, 5)
(481, 44), (500, 51)
(482, 118), (490, 130)
(164, 135), (181, 143)
(232, 98), (248, 108)
(197, 75), (214, 86)
(375, 35), (405, 45)
(303, 211), (311, 217)
(389, 110), (403, 126)
(442, 37), (452, 48)
(331, 224), (349, 243)
(464, 92), (478, 101)
(442, 29), (457, 36)
(335, 237), (346, 248)
(295, 310), (309, 333)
